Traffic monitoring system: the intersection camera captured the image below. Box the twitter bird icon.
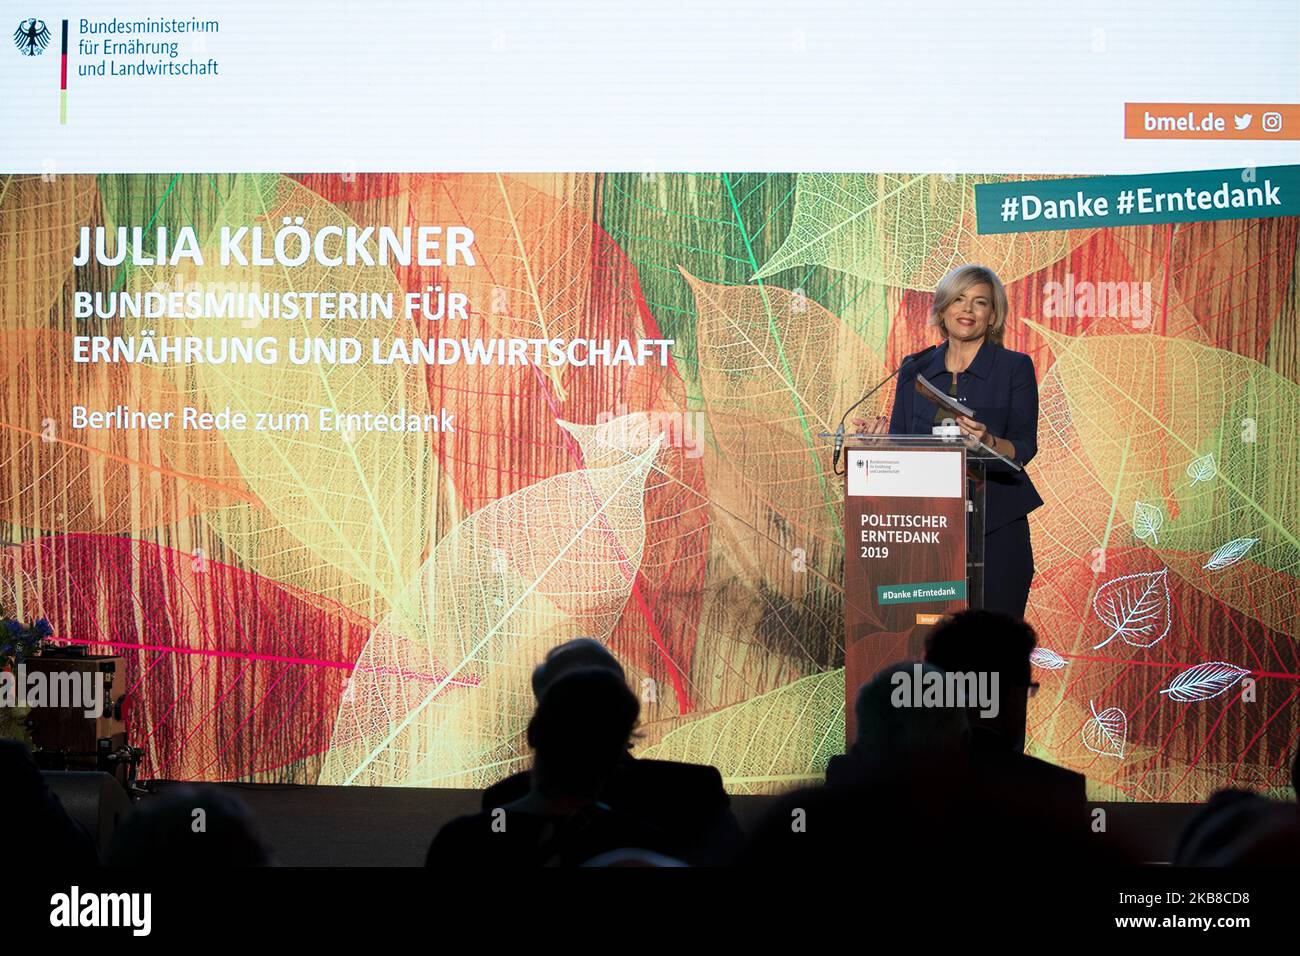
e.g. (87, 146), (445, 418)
(1234, 113), (1253, 130)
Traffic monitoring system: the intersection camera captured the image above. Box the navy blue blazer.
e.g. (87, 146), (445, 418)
(888, 338), (1043, 533)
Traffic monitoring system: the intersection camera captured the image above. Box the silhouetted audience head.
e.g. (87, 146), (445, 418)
(850, 661), (970, 784)
(0, 738), (98, 866)
(530, 637), (624, 699)
(923, 609), (1037, 751)
(581, 848), (688, 867)
(1175, 789), (1300, 865)
(1215, 806), (1300, 864)
(106, 785), (272, 867)
(527, 667), (639, 800)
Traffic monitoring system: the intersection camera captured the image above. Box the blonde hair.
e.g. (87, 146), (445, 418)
(929, 264), (1009, 345)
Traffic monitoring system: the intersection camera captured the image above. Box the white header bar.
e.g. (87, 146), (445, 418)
(3, 1), (1298, 173)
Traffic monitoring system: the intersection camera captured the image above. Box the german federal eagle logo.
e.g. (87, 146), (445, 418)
(14, 18), (51, 56)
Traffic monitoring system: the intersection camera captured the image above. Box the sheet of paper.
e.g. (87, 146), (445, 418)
(915, 373), (976, 419)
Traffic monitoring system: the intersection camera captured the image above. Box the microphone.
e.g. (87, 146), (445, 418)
(831, 344), (939, 473)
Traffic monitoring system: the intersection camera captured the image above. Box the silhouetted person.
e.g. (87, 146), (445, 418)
(428, 667), (680, 866)
(1175, 789), (1300, 865)
(746, 661), (1126, 867)
(581, 848), (690, 867)
(1, 738), (98, 866)
(923, 609), (1087, 809)
(480, 638), (742, 864)
(826, 661), (971, 791)
(106, 784), (272, 866)
(744, 662), (975, 865)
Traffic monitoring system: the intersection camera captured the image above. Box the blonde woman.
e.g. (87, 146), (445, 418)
(857, 264), (1043, 617)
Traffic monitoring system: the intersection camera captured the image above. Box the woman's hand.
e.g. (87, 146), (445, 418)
(955, 414), (992, 448)
(851, 415), (890, 435)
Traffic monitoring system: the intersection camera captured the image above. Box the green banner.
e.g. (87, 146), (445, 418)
(876, 580), (967, 605)
(975, 165), (1299, 233)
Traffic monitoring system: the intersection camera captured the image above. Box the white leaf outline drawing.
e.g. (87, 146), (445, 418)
(319, 442), (661, 788)
(1202, 537), (1259, 571)
(1030, 647), (1069, 670)
(1092, 568), (1172, 650)
(1185, 452), (1216, 485)
(1132, 500), (1164, 545)
(1081, 700), (1127, 759)
(1159, 661), (1251, 703)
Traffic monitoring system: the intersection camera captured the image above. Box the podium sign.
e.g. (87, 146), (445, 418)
(842, 443), (969, 742)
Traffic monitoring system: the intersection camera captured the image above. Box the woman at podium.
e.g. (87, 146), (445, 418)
(858, 264), (1043, 617)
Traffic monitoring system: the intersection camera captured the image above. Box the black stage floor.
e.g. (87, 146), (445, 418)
(141, 782), (1201, 866)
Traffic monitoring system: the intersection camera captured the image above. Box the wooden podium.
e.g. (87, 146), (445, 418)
(841, 434), (1011, 741)
(23, 651), (133, 785)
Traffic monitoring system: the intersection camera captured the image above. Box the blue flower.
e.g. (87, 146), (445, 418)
(3, 619), (21, 637)
(34, 618), (53, 638)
